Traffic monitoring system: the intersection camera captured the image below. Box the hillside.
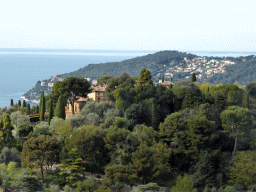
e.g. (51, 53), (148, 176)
(22, 50), (256, 103)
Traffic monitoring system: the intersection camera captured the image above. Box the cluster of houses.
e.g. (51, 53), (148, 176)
(157, 56), (241, 81)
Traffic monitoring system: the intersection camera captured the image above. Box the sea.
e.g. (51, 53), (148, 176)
(0, 48), (255, 109)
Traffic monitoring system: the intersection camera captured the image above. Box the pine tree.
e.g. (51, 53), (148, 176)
(190, 150), (215, 190)
(191, 73), (196, 82)
(10, 99), (13, 106)
(22, 100), (26, 108)
(18, 100), (21, 107)
(39, 91), (45, 122)
(171, 77), (173, 81)
(54, 95), (66, 120)
(48, 98), (53, 125)
(162, 76), (164, 83)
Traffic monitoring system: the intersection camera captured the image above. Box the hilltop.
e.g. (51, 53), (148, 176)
(22, 50), (256, 103)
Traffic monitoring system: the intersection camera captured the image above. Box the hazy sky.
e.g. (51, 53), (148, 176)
(1, 0), (255, 51)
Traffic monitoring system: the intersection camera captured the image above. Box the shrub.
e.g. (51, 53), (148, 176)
(247, 184), (256, 191)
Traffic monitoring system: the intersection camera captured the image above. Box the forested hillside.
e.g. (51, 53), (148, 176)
(22, 50), (256, 103)
(2, 70), (256, 191)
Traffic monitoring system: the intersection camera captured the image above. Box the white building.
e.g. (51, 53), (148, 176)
(48, 83), (54, 87)
(41, 82), (46, 86)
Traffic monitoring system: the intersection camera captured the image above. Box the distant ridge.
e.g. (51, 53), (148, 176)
(22, 50), (256, 103)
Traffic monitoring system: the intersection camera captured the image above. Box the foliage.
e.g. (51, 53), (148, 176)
(138, 182), (159, 192)
(125, 103), (146, 130)
(40, 91), (45, 122)
(55, 119), (73, 141)
(21, 135), (62, 183)
(227, 150), (256, 187)
(0, 147), (20, 165)
(182, 84), (203, 110)
(49, 117), (65, 133)
(189, 150), (216, 190)
(220, 106), (252, 157)
(191, 73), (197, 82)
(55, 95), (66, 120)
(16, 123), (33, 138)
(50, 76), (91, 115)
(48, 98), (53, 125)
(114, 86), (137, 112)
(170, 173), (193, 192)
(0, 113), (14, 141)
(76, 176), (100, 192)
(68, 114), (85, 128)
(58, 148), (85, 187)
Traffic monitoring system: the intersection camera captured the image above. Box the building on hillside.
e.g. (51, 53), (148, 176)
(48, 83), (54, 87)
(65, 85), (107, 118)
(65, 96), (88, 119)
(88, 86), (106, 102)
(161, 81), (175, 88)
(41, 82), (46, 86)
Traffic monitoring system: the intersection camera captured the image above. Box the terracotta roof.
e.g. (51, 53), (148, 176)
(162, 81), (174, 86)
(93, 86), (105, 92)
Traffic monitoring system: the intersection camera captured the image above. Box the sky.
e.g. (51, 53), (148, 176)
(0, 0), (255, 51)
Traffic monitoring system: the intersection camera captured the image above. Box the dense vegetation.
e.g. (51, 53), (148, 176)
(23, 50), (256, 103)
(2, 69), (256, 191)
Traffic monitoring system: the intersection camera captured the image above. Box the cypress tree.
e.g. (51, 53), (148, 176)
(54, 95), (66, 120)
(162, 76), (164, 83)
(171, 77), (173, 81)
(48, 98), (53, 125)
(18, 100), (21, 107)
(169, 84), (172, 89)
(151, 98), (159, 131)
(40, 91), (45, 122)
(191, 73), (197, 82)
(22, 100), (26, 108)
(36, 105), (39, 114)
(27, 103), (30, 111)
(10, 99), (13, 106)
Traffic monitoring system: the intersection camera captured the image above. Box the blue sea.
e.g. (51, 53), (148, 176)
(0, 48), (255, 108)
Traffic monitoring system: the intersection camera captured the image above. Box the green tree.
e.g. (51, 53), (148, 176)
(36, 105), (39, 114)
(103, 164), (136, 190)
(58, 148), (85, 187)
(27, 103), (30, 111)
(16, 123), (33, 138)
(22, 100), (26, 108)
(227, 151), (256, 187)
(40, 91), (45, 122)
(0, 113), (14, 142)
(54, 95), (66, 120)
(162, 76), (164, 83)
(18, 100), (21, 107)
(189, 150), (216, 190)
(191, 73), (196, 82)
(135, 68), (153, 101)
(21, 135), (62, 183)
(114, 86), (136, 113)
(48, 98), (53, 125)
(151, 98), (159, 131)
(65, 125), (109, 171)
(220, 106), (252, 159)
(182, 84), (203, 110)
(125, 103), (146, 130)
(184, 114), (219, 162)
(50, 77), (91, 115)
(129, 142), (171, 185)
(170, 173), (193, 192)
(76, 176), (100, 192)
(96, 75), (114, 86)
(10, 99), (13, 106)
